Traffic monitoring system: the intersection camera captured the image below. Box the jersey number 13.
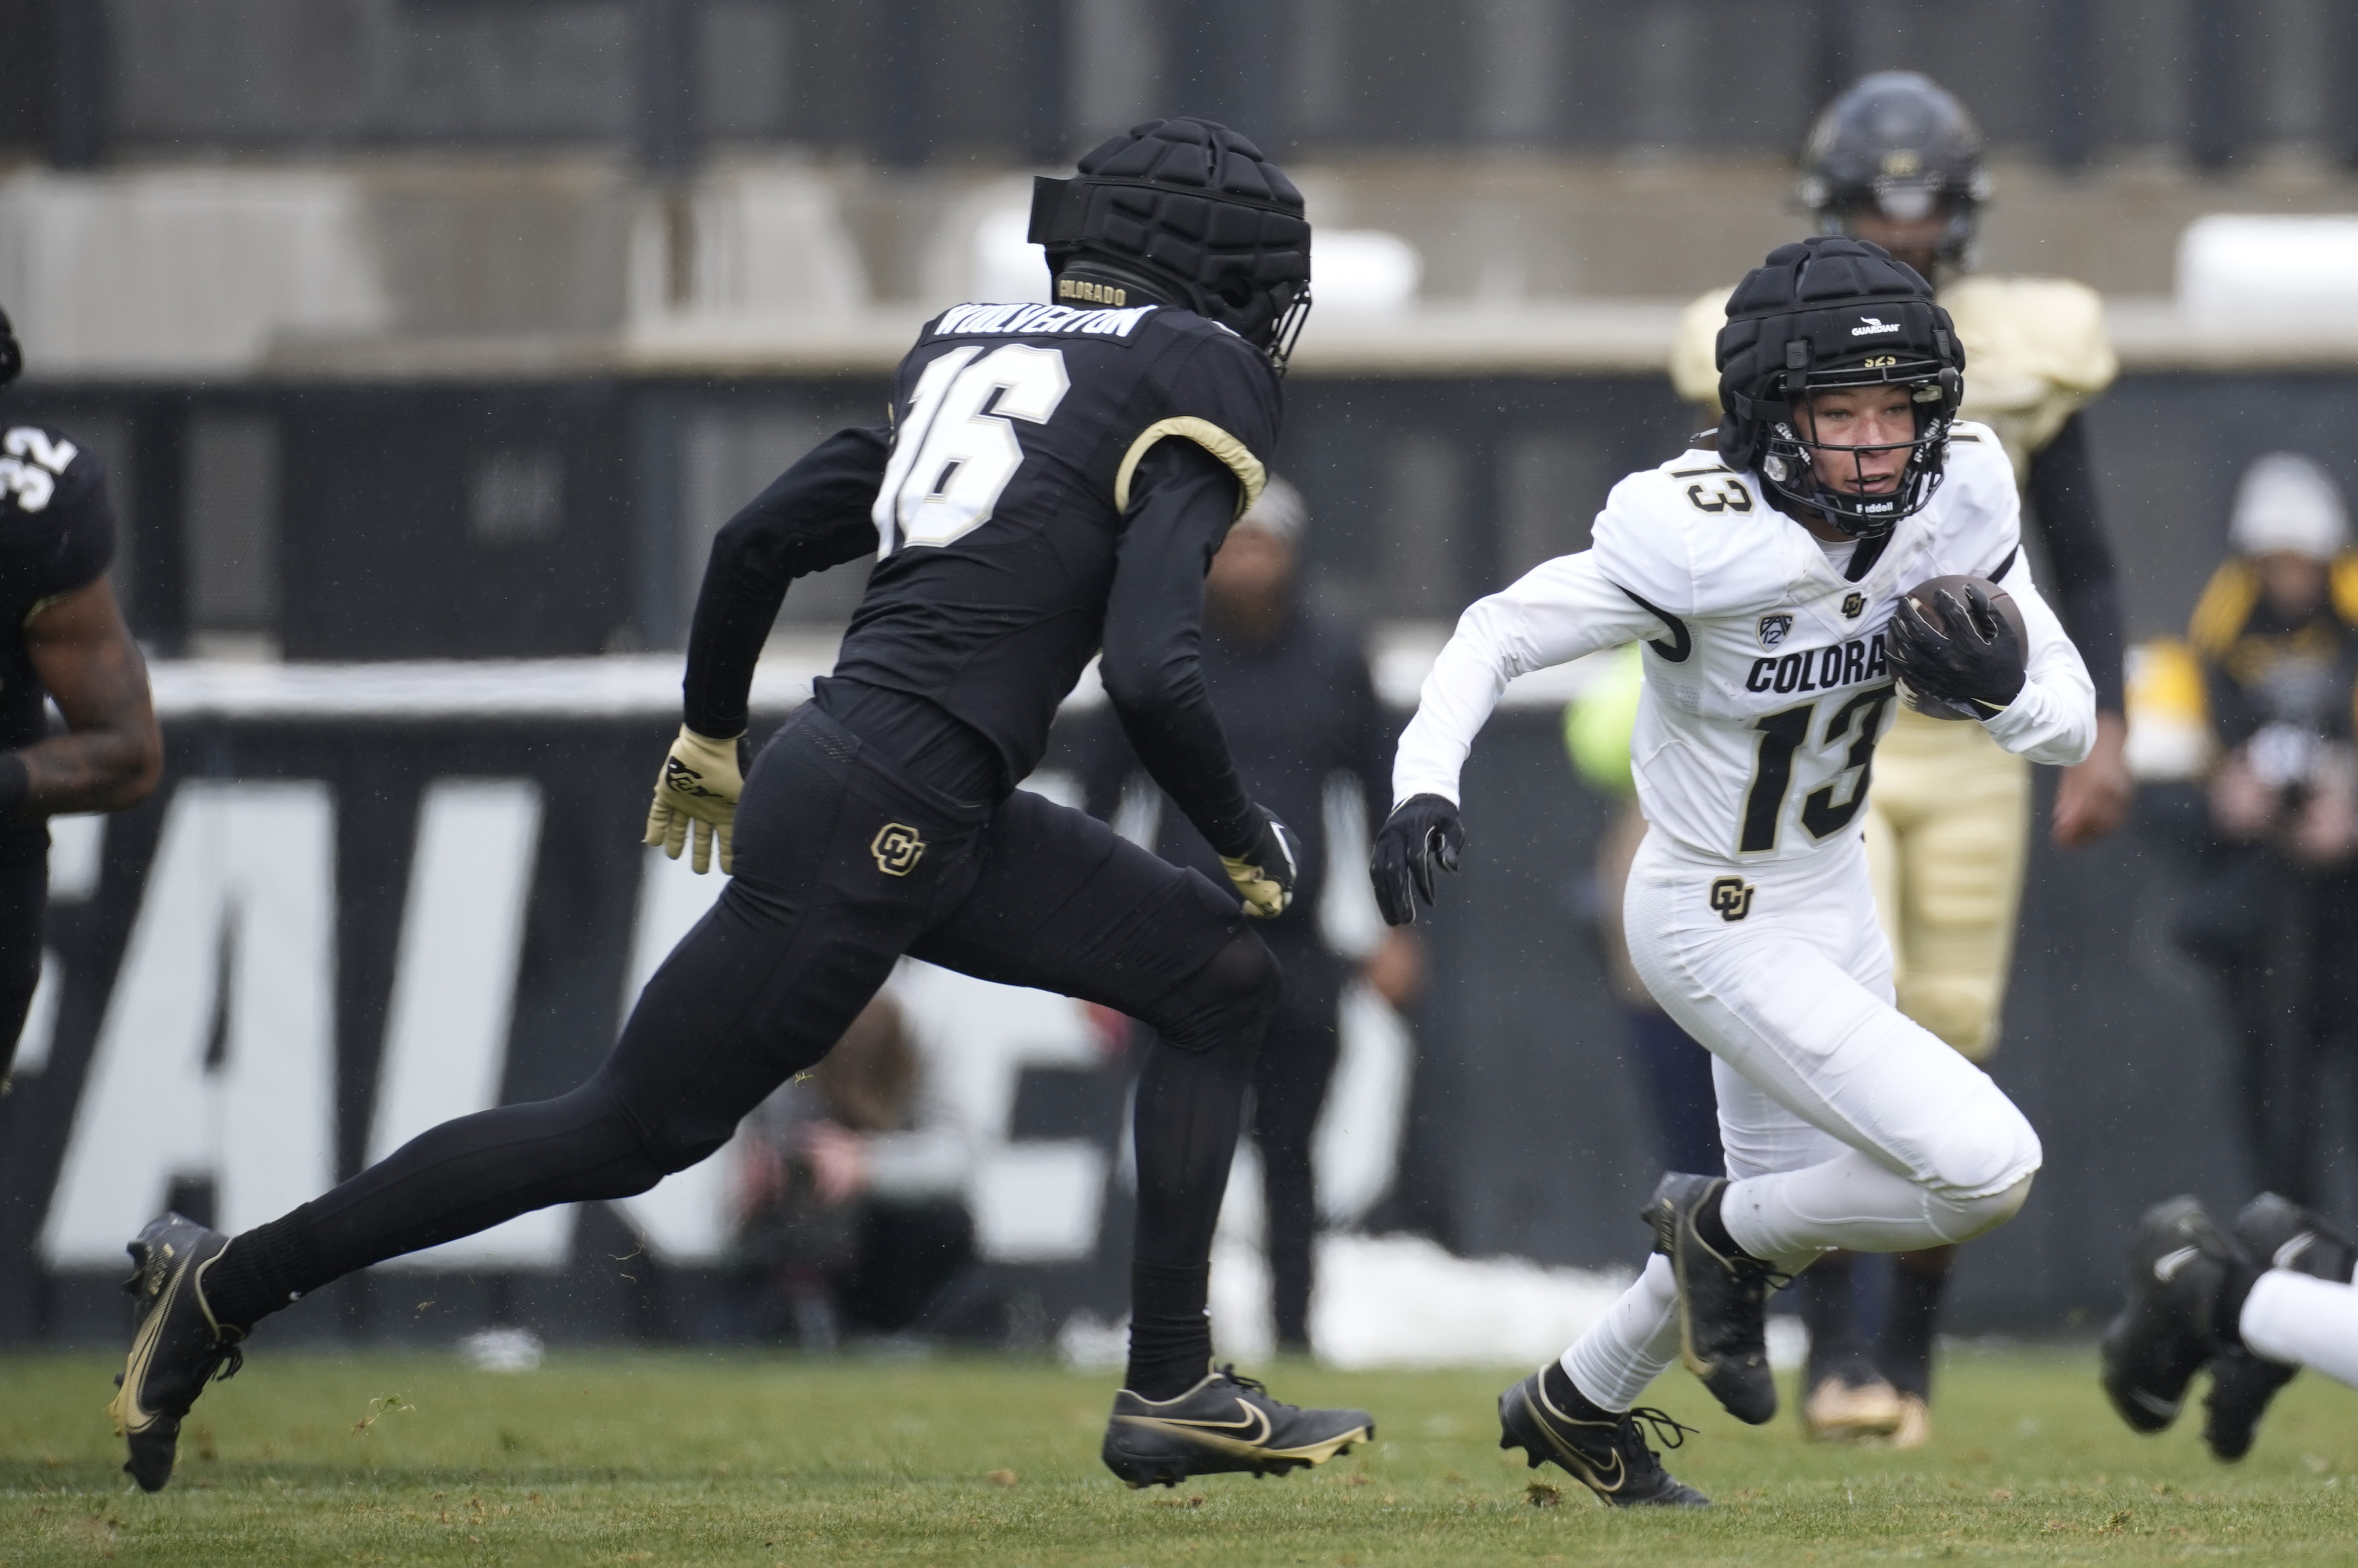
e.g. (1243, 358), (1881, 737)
(874, 344), (1071, 554)
(1738, 684), (1897, 853)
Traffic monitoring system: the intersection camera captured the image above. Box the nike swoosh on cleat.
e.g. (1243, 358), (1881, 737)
(1118, 1400), (1273, 1448)
(2152, 1245), (2199, 1283)
(2274, 1233), (2315, 1270)
(2129, 1388), (2181, 1420)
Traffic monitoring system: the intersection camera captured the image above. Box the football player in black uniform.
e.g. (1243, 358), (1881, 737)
(0, 306), (163, 1090)
(110, 118), (1373, 1494)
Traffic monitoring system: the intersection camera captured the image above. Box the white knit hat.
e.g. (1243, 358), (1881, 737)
(1236, 474), (1307, 547)
(2231, 453), (2348, 560)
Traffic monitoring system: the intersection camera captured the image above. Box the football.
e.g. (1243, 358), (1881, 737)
(1892, 574), (2027, 720)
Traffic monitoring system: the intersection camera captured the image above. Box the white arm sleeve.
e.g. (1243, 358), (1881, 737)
(1391, 551), (1664, 807)
(1979, 559), (2097, 767)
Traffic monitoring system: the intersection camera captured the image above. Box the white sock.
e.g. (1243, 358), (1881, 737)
(2241, 1269), (2358, 1388)
(1720, 1150), (2028, 1268)
(1560, 1253), (1681, 1412)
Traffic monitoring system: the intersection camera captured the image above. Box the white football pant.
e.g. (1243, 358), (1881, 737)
(2243, 1268), (2358, 1390)
(1563, 829), (2042, 1412)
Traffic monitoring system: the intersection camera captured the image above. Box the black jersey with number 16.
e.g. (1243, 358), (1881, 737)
(830, 301), (1279, 788)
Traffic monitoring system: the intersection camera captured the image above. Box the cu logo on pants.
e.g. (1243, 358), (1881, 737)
(871, 823), (927, 876)
(1709, 876), (1755, 922)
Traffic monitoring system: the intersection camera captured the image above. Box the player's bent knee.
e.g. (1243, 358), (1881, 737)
(1149, 931), (1281, 1054)
(1934, 1171), (2034, 1244)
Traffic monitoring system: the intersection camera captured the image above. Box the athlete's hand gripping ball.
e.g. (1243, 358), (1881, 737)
(1222, 805), (1303, 919)
(1888, 575), (2027, 720)
(1369, 793), (1464, 926)
(644, 725), (746, 874)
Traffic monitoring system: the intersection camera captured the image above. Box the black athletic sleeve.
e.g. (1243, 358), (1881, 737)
(2, 431), (116, 604)
(1098, 437), (1260, 859)
(2026, 412), (2125, 718)
(682, 425), (889, 739)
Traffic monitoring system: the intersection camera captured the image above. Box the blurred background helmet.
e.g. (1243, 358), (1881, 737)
(1800, 72), (1991, 268)
(2231, 453), (2349, 561)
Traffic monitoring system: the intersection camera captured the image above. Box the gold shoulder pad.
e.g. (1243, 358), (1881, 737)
(1669, 286), (1736, 414)
(2188, 558), (2260, 658)
(2332, 553), (2358, 627)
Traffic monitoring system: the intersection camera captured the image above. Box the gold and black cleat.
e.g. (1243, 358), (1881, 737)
(1645, 1171), (1784, 1426)
(1101, 1365), (1372, 1488)
(1497, 1368), (1706, 1507)
(109, 1213), (245, 1493)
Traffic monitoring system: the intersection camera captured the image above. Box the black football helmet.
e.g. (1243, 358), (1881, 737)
(0, 306), (20, 388)
(1716, 236), (1966, 537)
(1028, 117), (1312, 372)
(1799, 72), (1989, 272)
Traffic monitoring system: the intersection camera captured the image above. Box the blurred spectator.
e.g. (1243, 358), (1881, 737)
(2175, 454), (2358, 1205)
(734, 987), (980, 1348)
(1083, 475), (1418, 1354)
(1562, 647), (1725, 1176)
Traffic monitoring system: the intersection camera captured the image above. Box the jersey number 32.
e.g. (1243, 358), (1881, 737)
(874, 344), (1071, 554)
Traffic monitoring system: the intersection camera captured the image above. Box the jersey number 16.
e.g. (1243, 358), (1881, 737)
(874, 344), (1071, 554)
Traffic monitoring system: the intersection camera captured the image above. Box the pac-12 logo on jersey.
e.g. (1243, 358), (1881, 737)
(1709, 876), (1756, 921)
(1757, 614), (1794, 649)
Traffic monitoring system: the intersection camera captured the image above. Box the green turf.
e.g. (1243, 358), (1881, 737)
(3, 1342), (2355, 1565)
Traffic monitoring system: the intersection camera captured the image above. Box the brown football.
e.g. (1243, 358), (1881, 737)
(1892, 574), (2026, 721)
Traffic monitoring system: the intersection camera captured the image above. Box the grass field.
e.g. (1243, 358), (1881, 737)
(4, 1343), (2356, 1565)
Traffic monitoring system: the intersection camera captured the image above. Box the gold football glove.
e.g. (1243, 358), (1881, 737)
(1219, 808), (1302, 919)
(644, 725), (745, 874)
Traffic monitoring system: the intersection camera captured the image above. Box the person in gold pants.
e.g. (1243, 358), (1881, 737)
(1669, 72), (2135, 1447)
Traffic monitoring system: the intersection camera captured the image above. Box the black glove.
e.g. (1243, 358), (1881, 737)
(1888, 581), (2026, 716)
(1219, 805), (1301, 919)
(1369, 793), (1464, 926)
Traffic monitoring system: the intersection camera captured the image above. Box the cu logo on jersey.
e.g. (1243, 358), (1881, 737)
(1842, 591), (1867, 619)
(1757, 614), (1794, 649)
(871, 823), (927, 877)
(1709, 876), (1756, 922)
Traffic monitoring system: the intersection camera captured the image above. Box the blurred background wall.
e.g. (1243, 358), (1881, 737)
(4, 0), (2357, 1342)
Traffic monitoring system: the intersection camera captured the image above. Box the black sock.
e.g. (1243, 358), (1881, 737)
(1879, 1257), (1950, 1399)
(1126, 1261), (1212, 1400)
(2215, 1254), (2261, 1352)
(202, 1211), (323, 1333)
(1540, 1360), (1618, 1420)
(1694, 1182), (1759, 1262)
(1797, 1252), (1870, 1386)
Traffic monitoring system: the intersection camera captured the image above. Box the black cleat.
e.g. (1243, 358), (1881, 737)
(109, 1213), (245, 1493)
(1497, 1369), (1708, 1507)
(1101, 1365), (1373, 1487)
(2100, 1196), (2233, 1435)
(2204, 1194), (2354, 1462)
(1645, 1172), (1782, 1426)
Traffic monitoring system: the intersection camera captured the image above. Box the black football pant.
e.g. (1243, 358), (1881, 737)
(241, 708), (1275, 1314)
(1250, 932), (1340, 1352)
(0, 857), (43, 1083)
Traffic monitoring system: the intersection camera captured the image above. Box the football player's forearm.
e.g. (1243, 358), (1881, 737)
(1392, 555), (1656, 807)
(1982, 584), (2097, 768)
(2056, 575), (2126, 719)
(18, 724), (160, 813)
(680, 425), (890, 737)
(1101, 442), (1257, 856)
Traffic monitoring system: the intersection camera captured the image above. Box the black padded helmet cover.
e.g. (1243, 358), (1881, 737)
(1716, 236), (1967, 533)
(1028, 117), (1310, 354)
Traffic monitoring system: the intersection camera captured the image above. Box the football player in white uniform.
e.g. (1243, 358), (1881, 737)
(1371, 236), (2095, 1506)
(1671, 74), (2132, 1446)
